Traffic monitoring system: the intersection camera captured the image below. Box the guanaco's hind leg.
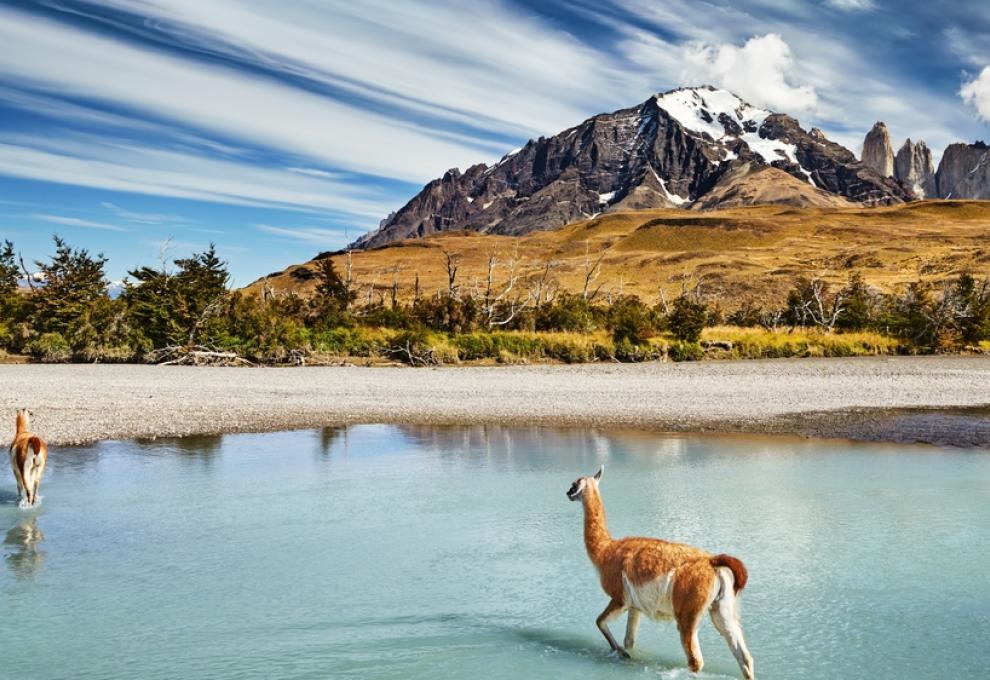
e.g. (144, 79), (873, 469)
(710, 572), (755, 679)
(623, 608), (641, 650)
(21, 462), (35, 505)
(676, 609), (704, 673)
(596, 598), (630, 658)
(31, 458), (45, 506)
(10, 454), (25, 502)
(673, 568), (715, 673)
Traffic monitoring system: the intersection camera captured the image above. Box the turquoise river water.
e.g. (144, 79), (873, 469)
(2, 425), (988, 679)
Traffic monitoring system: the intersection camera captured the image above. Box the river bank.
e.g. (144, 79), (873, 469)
(2, 356), (989, 447)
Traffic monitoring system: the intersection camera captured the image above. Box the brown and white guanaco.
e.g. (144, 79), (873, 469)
(567, 465), (754, 679)
(9, 409), (48, 507)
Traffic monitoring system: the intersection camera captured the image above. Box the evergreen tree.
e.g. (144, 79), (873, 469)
(310, 257), (354, 328)
(836, 273), (873, 331)
(125, 244), (230, 347)
(667, 295), (708, 343)
(0, 240), (18, 297)
(32, 235), (109, 346)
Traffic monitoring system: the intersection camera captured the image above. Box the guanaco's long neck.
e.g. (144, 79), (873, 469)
(582, 487), (612, 566)
(15, 412), (27, 435)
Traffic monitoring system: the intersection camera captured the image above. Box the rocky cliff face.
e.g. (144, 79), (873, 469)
(894, 139), (936, 198)
(862, 121), (894, 177)
(936, 142), (990, 199)
(354, 86), (907, 249)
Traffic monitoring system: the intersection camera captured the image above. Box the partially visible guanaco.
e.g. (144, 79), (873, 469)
(567, 466), (754, 679)
(10, 409), (48, 507)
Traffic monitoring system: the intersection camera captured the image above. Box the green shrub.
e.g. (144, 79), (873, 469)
(667, 341), (704, 362)
(537, 294), (600, 333)
(27, 332), (71, 362)
(312, 326), (390, 356)
(613, 339), (661, 362)
(608, 296), (655, 346)
(667, 296), (708, 343)
(454, 332), (542, 360)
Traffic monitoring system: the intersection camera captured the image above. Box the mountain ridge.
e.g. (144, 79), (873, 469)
(354, 86), (908, 249)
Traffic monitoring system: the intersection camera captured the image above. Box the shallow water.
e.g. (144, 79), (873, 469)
(2, 425), (988, 679)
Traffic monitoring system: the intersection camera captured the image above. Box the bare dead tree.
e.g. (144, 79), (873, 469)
(413, 272), (421, 302)
(478, 244), (531, 328)
(441, 248), (459, 298)
(18, 253), (35, 290)
(760, 309), (785, 332)
(796, 274), (846, 333)
(657, 287), (671, 315)
(388, 264), (403, 309)
(581, 240), (606, 301)
(186, 295), (227, 345)
(365, 271), (379, 307)
(343, 249), (355, 310)
(528, 258), (560, 312)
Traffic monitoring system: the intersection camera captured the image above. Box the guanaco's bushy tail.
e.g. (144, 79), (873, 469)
(710, 554), (748, 594)
(28, 436), (44, 460)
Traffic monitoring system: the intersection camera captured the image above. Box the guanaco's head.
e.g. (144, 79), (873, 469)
(15, 408), (33, 431)
(566, 465), (603, 502)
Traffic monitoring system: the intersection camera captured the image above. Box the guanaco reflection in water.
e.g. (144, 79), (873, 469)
(5, 517), (45, 580)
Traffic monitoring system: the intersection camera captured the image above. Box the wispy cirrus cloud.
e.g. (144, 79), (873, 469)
(256, 224), (349, 247)
(29, 213), (128, 232)
(100, 202), (188, 225)
(0, 134), (392, 218)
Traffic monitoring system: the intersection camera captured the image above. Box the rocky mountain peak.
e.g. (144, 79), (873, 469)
(862, 121), (894, 177)
(936, 142), (990, 199)
(353, 87), (908, 249)
(894, 138), (936, 198)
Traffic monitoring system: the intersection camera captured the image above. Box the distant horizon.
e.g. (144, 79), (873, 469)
(2, 0), (990, 283)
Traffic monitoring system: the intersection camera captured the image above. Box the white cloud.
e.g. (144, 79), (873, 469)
(29, 214), (128, 232)
(824, 0), (876, 11)
(0, 8), (498, 184)
(101, 202), (188, 225)
(960, 66), (990, 122)
(256, 225), (348, 247)
(0, 133), (393, 219)
(88, 0), (634, 139)
(680, 34), (819, 112)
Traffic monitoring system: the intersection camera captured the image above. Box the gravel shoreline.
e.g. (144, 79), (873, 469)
(2, 356), (990, 447)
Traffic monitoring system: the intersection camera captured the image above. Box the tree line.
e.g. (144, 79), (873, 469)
(1, 236), (988, 364)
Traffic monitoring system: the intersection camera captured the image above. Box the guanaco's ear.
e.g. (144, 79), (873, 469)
(593, 465), (604, 481)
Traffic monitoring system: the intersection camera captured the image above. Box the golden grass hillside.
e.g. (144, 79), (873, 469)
(246, 200), (990, 307)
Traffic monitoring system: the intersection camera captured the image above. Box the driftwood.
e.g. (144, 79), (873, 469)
(151, 345), (254, 367)
(386, 340), (442, 366)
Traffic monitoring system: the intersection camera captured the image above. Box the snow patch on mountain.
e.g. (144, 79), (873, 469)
(650, 167), (687, 205)
(656, 87), (813, 184)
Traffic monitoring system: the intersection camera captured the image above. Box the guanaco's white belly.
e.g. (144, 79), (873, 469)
(622, 570), (676, 621)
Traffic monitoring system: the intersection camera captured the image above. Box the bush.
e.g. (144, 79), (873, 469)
(312, 327), (390, 356)
(537, 294), (600, 333)
(27, 332), (71, 362)
(608, 296), (655, 346)
(667, 296), (708, 343)
(454, 332), (542, 360)
(667, 341), (704, 362)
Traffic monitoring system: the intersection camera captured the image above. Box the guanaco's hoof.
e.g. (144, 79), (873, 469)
(611, 648), (631, 659)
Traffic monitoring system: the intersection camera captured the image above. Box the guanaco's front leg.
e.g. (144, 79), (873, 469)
(596, 598), (629, 658)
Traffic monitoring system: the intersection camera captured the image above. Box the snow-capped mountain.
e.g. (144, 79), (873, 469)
(355, 86), (908, 249)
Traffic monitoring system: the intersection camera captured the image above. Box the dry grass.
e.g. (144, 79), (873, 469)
(247, 200), (990, 307)
(701, 326), (902, 358)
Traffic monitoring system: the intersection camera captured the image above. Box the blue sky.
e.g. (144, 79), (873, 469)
(2, 0), (990, 284)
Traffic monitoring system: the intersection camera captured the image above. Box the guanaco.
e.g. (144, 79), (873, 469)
(567, 465), (754, 679)
(9, 409), (48, 507)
